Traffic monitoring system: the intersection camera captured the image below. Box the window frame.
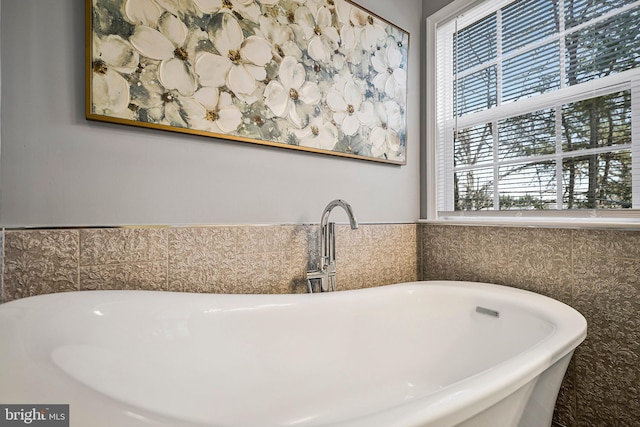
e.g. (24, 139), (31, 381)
(423, 0), (640, 228)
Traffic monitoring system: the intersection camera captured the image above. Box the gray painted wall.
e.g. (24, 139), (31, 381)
(0, 0), (428, 227)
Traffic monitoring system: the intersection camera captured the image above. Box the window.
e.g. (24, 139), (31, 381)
(430, 0), (640, 221)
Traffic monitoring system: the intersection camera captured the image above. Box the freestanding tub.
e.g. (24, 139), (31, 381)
(0, 281), (586, 427)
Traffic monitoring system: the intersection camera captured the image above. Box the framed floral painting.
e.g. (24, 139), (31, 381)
(86, 0), (409, 165)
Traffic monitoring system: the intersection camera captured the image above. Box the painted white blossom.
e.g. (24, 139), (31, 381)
(130, 63), (217, 129)
(371, 44), (406, 99)
(256, 15), (302, 62)
(294, 5), (340, 63)
(94, 34), (140, 74)
(264, 56), (321, 129)
(338, 22), (359, 53)
(326, 75), (373, 136)
(182, 87), (243, 133)
(124, 0), (203, 26)
(369, 100), (403, 159)
(333, 0), (353, 25)
(124, 0), (165, 26)
(302, 0), (328, 12)
(193, 0), (261, 23)
(195, 14), (271, 96)
(91, 35), (139, 115)
(334, 0), (358, 52)
(143, 90), (191, 127)
(92, 68), (131, 116)
(349, 7), (386, 50)
(154, 0), (202, 18)
(130, 12), (204, 96)
(292, 115), (338, 150)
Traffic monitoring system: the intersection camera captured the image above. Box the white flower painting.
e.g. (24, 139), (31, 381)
(88, 0), (409, 164)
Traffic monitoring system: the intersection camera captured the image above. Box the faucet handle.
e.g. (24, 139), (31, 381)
(306, 269), (326, 293)
(306, 269), (325, 280)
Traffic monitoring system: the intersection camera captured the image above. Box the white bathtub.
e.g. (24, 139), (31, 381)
(0, 281), (586, 427)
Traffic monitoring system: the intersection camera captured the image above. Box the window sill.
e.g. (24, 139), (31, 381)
(418, 216), (640, 230)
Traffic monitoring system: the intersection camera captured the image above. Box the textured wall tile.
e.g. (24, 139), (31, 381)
(80, 228), (167, 266)
(573, 256), (640, 427)
(337, 245), (376, 290)
(417, 224), (424, 281)
(236, 252), (291, 294)
(400, 223), (418, 244)
(78, 228), (168, 292)
(80, 262), (167, 291)
(396, 245), (420, 283)
(0, 230), (4, 302)
(235, 225), (303, 293)
(335, 223), (373, 250)
(368, 224), (397, 249)
(303, 225), (321, 271)
(236, 226), (293, 254)
(446, 226), (475, 282)
(424, 225), (500, 282)
(2, 230), (79, 302)
(80, 229), (127, 265)
(422, 225), (463, 280)
(2, 223), (414, 300)
(508, 228), (572, 303)
(335, 224), (418, 291)
(458, 226), (511, 284)
(378, 242), (418, 285)
(335, 223), (370, 289)
(574, 229), (640, 260)
(289, 225), (317, 294)
(126, 228), (168, 262)
(168, 227), (236, 293)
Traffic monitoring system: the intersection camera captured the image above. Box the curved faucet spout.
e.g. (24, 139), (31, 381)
(320, 199), (359, 230)
(307, 199), (358, 292)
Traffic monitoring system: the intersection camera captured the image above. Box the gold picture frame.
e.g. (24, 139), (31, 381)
(86, 0), (409, 165)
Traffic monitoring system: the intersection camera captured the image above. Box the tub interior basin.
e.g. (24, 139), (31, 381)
(0, 281), (585, 427)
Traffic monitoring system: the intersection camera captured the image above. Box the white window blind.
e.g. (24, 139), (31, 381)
(435, 0), (640, 217)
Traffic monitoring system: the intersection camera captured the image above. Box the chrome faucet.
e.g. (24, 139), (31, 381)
(306, 200), (358, 292)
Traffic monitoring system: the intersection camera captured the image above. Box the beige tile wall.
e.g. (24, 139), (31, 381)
(0, 223), (418, 302)
(1, 222), (636, 427)
(336, 223), (419, 290)
(422, 224), (640, 427)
